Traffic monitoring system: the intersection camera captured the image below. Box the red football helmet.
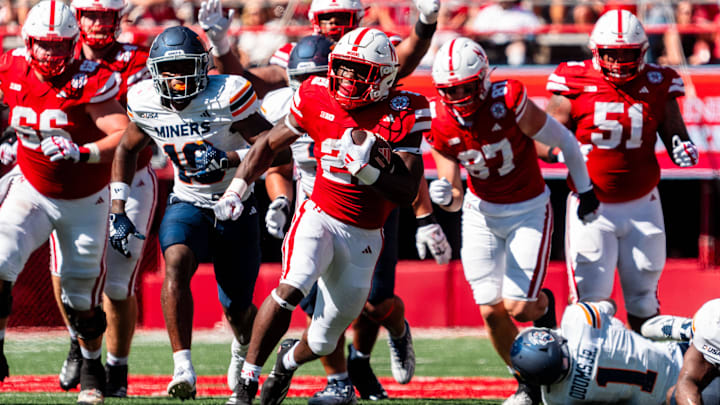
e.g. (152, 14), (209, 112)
(432, 37), (491, 118)
(308, 0), (364, 41)
(22, 0), (79, 77)
(71, 0), (124, 48)
(589, 9), (648, 84)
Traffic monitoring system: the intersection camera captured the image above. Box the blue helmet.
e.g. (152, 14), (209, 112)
(287, 34), (335, 90)
(510, 327), (570, 386)
(148, 26), (209, 101)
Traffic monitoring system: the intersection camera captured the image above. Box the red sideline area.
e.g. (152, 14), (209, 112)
(0, 375), (516, 398)
(139, 259), (719, 329)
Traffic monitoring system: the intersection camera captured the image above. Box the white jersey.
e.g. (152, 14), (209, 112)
(127, 75), (259, 208)
(691, 298), (720, 369)
(260, 86), (317, 197)
(543, 302), (684, 404)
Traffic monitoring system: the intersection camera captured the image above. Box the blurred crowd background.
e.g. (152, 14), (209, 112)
(2, 0), (720, 68)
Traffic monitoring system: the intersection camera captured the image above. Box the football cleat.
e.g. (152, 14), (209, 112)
(533, 288), (557, 329)
(388, 319), (415, 384)
(77, 388), (104, 405)
(259, 338), (298, 405)
(228, 338), (248, 390)
(347, 344), (388, 400)
(502, 380), (541, 405)
(226, 377), (258, 405)
(641, 315), (693, 341)
(308, 377), (358, 405)
(79, 357), (106, 400)
(167, 365), (197, 400)
(105, 363), (128, 398)
(60, 338), (82, 391)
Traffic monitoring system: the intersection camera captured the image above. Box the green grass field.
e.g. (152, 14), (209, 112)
(1, 329), (509, 404)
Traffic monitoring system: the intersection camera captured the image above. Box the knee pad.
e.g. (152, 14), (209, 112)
(64, 304), (107, 341)
(307, 338), (336, 357)
(0, 281), (11, 318)
(103, 281), (130, 302)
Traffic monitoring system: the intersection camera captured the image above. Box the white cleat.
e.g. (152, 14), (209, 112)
(388, 319), (415, 384)
(77, 388), (104, 405)
(167, 366), (197, 400)
(227, 338), (248, 390)
(641, 315), (693, 341)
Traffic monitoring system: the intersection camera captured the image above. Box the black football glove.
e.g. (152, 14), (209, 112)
(577, 188), (600, 224)
(109, 212), (145, 258)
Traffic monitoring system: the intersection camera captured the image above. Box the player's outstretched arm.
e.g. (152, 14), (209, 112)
(394, 0), (438, 79)
(672, 345), (719, 405)
(659, 98), (698, 168)
(428, 147), (463, 212)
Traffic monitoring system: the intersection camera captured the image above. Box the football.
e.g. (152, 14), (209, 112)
(350, 129), (393, 170)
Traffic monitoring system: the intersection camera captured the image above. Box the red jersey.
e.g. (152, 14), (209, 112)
(0, 48), (120, 199)
(428, 79), (546, 204)
(291, 76), (428, 229)
(76, 41), (152, 169)
(547, 60), (684, 202)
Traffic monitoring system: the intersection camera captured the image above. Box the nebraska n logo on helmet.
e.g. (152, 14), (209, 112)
(589, 9), (649, 84)
(22, 0), (79, 78)
(431, 37), (491, 118)
(71, 0), (125, 49)
(147, 26), (209, 102)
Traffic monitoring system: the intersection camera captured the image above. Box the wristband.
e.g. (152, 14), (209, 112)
(284, 114), (304, 136)
(414, 20), (437, 40)
(416, 213), (437, 227)
(355, 164), (381, 185)
(235, 148), (250, 161)
(227, 177), (248, 197)
(83, 143), (101, 163)
(110, 182), (131, 202)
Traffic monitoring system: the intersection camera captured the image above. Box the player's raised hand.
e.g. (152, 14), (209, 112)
(214, 190), (244, 221)
(577, 188), (600, 224)
(338, 128), (375, 176)
(416, 222), (451, 264)
(428, 177), (453, 206)
(41, 136), (81, 162)
(109, 212), (145, 258)
(415, 0), (440, 24)
(0, 141), (17, 165)
(671, 135), (698, 167)
(198, 0), (233, 56)
(265, 196), (290, 239)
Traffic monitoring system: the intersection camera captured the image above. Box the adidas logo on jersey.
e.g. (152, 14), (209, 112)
(492, 123), (502, 132)
(362, 246), (372, 254)
(640, 86), (649, 94)
(95, 196), (105, 204)
(201, 110), (211, 118)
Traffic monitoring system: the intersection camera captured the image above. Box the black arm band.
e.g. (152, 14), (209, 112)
(414, 21), (437, 40)
(416, 213), (438, 227)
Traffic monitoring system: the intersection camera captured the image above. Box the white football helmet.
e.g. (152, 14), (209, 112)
(71, 0), (124, 48)
(432, 37), (491, 118)
(329, 28), (398, 110)
(308, 0), (364, 41)
(589, 9), (648, 84)
(22, 0), (79, 77)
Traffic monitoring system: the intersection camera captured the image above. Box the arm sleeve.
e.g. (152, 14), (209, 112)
(532, 114), (592, 193)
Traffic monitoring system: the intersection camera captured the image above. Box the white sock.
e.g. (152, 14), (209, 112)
(328, 372), (348, 382)
(232, 337), (249, 358)
(354, 349), (370, 359)
(241, 363), (262, 382)
(106, 353), (128, 366)
(80, 347), (102, 360)
(173, 349), (193, 371)
(282, 342), (299, 371)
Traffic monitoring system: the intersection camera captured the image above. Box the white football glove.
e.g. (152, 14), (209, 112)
(265, 196), (290, 239)
(416, 223), (451, 264)
(338, 128), (375, 176)
(198, 0), (233, 56)
(415, 0), (439, 24)
(671, 135), (698, 167)
(41, 136), (80, 162)
(429, 178), (453, 206)
(556, 143), (592, 163)
(213, 190), (244, 221)
(0, 141), (17, 165)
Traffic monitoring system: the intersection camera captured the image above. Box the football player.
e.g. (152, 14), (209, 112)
(53, 0), (157, 396)
(109, 26), (273, 400)
(641, 299), (720, 405)
(427, 37), (599, 405)
(257, 34), (450, 404)
(545, 9), (699, 333)
(0, 1), (130, 404)
(213, 28), (429, 405)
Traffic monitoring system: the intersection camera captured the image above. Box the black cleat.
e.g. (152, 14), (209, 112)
(259, 338), (298, 405)
(226, 377), (258, 405)
(60, 338), (82, 391)
(533, 288), (557, 329)
(308, 377), (358, 405)
(79, 357), (106, 399)
(347, 344), (388, 401)
(105, 364), (128, 398)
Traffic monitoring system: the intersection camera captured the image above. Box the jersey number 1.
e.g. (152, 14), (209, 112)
(596, 367), (658, 393)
